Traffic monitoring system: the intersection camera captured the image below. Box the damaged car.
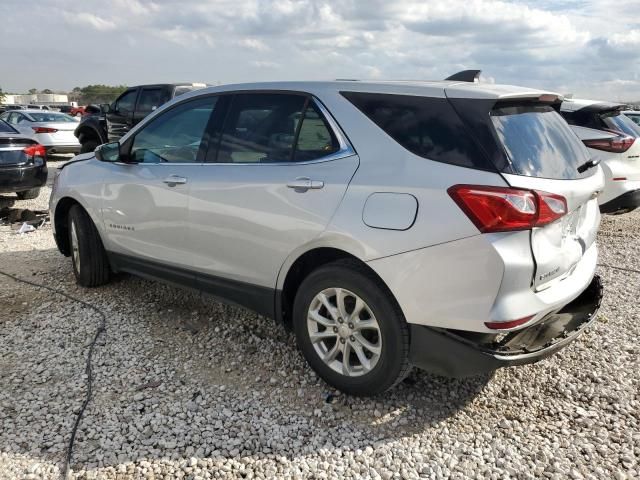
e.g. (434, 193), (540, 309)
(0, 119), (47, 200)
(51, 74), (604, 396)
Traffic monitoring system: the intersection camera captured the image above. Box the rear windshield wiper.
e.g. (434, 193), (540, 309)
(577, 158), (600, 173)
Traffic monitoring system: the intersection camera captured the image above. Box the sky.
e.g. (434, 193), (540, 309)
(1, 0), (640, 101)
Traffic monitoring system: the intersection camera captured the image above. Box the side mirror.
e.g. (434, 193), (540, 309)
(95, 142), (121, 162)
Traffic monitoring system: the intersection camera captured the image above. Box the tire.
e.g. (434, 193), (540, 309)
(16, 188), (40, 200)
(293, 260), (410, 396)
(68, 204), (110, 287)
(80, 138), (99, 153)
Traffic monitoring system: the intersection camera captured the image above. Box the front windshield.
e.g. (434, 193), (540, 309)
(28, 112), (76, 123)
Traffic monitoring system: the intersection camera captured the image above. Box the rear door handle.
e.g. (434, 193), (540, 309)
(286, 177), (324, 191)
(163, 175), (188, 187)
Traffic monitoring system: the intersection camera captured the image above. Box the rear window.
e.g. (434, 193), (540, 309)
(0, 119), (17, 133)
(28, 112), (76, 123)
(600, 111), (640, 138)
(491, 105), (593, 180)
(341, 92), (489, 170)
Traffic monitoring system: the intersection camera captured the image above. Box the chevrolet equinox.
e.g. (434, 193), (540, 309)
(51, 77), (604, 395)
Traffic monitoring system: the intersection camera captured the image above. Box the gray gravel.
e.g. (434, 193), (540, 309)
(0, 166), (638, 479)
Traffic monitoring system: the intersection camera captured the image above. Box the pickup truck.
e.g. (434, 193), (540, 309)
(74, 82), (207, 153)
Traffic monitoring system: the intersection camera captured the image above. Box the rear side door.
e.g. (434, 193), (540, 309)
(106, 88), (138, 142)
(489, 104), (603, 290)
(188, 92), (359, 297)
(101, 95), (218, 273)
(133, 86), (171, 128)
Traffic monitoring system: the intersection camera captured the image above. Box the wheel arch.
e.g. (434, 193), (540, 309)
(276, 246), (401, 330)
(53, 197), (103, 256)
(76, 124), (105, 144)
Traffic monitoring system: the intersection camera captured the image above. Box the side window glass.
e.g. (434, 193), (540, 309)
(137, 88), (170, 114)
(15, 114), (26, 124)
(216, 93), (307, 163)
(293, 102), (339, 161)
(115, 90), (137, 114)
(130, 96), (216, 164)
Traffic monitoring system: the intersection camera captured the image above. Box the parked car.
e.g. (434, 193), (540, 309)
(51, 78), (604, 396)
(560, 99), (640, 214)
(623, 110), (640, 126)
(0, 119), (47, 200)
(0, 110), (81, 155)
(57, 105), (74, 115)
(26, 105), (52, 110)
(74, 83), (208, 153)
(70, 106), (86, 117)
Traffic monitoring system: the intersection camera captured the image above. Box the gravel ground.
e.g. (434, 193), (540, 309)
(0, 161), (638, 479)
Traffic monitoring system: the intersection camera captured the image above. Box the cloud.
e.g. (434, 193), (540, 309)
(1, 0), (640, 101)
(64, 12), (116, 31)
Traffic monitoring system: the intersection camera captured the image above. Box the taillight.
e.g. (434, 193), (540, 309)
(23, 144), (47, 158)
(448, 185), (567, 233)
(485, 315), (534, 330)
(32, 126), (58, 134)
(582, 135), (635, 153)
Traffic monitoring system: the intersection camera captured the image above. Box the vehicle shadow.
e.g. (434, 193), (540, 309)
(0, 243), (492, 477)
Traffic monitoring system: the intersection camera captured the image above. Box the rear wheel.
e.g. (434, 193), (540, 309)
(16, 188), (40, 200)
(293, 260), (410, 396)
(80, 138), (98, 153)
(68, 205), (110, 287)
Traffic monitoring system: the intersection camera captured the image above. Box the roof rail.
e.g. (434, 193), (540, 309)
(445, 70), (482, 82)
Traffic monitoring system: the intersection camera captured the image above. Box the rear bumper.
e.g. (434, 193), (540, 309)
(46, 145), (81, 155)
(599, 189), (640, 214)
(0, 163), (48, 193)
(409, 275), (603, 377)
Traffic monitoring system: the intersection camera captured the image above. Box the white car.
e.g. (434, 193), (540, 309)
(51, 77), (604, 395)
(623, 110), (640, 126)
(561, 99), (640, 214)
(0, 109), (81, 155)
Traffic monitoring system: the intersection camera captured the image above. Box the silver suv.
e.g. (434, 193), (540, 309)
(51, 78), (604, 396)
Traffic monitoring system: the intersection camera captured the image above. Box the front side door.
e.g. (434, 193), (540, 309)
(106, 88), (138, 142)
(101, 95), (218, 273)
(188, 92), (359, 293)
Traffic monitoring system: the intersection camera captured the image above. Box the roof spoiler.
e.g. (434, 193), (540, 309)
(445, 70), (482, 82)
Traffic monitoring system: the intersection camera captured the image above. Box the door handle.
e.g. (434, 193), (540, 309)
(163, 175), (188, 187)
(286, 177), (324, 191)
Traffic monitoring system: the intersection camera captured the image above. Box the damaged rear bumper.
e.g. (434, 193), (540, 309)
(409, 275), (603, 378)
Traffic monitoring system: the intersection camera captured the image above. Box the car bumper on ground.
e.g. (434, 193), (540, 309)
(599, 188), (640, 214)
(0, 164), (48, 193)
(408, 275), (603, 378)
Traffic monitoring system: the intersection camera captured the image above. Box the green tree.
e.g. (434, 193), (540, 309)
(79, 84), (127, 104)
(0, 87), (6, 103)
(28, 88), (38, 94)
(41, 89), (53, 94)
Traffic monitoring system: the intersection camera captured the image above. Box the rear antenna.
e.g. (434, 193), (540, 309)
(445, 70), (482, 82)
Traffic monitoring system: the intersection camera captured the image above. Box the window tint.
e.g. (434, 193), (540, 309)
(215, 93), (307, 163)
(137, 88), (170, 114)
(130, 96), (216, 163)
(115, 90), (137, 114)
(294, 103), (339, 161)
(342, 92), (486, 168)
(0, 120), (16, 133)
(600, 112), (640, 138)
(491, 105), (593, 180)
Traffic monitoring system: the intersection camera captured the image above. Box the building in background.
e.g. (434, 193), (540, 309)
(2, 93), (72, 106)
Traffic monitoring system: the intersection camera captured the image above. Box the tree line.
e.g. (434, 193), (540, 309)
(0, 85), (128, 105)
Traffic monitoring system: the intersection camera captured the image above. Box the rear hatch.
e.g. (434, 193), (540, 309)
(488, 103), (603, 290)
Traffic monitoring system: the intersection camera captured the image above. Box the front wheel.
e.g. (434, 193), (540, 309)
(293, 260), (410, 396)
(68, 205), (111, 287)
